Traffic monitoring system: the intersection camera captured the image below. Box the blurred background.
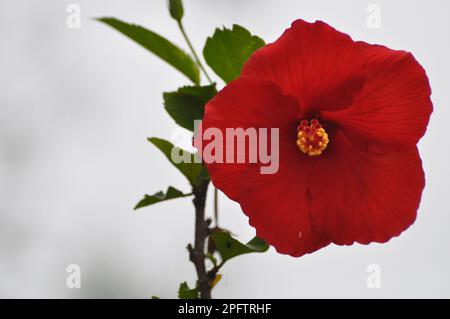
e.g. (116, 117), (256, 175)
(0, 0), (449, 298)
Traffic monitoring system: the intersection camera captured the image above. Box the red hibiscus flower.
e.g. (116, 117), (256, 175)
(195, 20), (432, 257)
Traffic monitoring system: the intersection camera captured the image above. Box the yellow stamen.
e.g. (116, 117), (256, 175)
(296, 120), (329, 156)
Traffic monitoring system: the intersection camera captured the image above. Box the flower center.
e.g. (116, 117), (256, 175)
(296, 119), (329, 156)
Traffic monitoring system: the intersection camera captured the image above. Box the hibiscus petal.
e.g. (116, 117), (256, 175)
(242, 19), (366, 114)
(239, 141), (331, 257)
(322, 42), (433, 146)
(307, 130), (425, 245)
(195, 77), (300, 201)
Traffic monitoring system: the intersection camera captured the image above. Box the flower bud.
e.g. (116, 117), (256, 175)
(168, 0), (184, 21)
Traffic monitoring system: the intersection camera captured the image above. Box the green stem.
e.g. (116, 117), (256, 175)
(176, 19), (219, 226)
(177, 20), (213, 84)
(214, 188), (219, 227)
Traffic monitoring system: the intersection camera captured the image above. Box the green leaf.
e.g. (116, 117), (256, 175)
(134, 186), (191, 210)
(203, 24), (265, 83)
(178, 282), (199, 299)
(151, 296), (160, 299)
(210, 232), (269, 263)
(96, 17), (200, 84)
(164, 84), (217, 131)
(148, 137), (208, 186)
(168, 0), (184, 21)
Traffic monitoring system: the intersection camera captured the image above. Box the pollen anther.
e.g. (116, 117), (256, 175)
(296, 119), (329, 156)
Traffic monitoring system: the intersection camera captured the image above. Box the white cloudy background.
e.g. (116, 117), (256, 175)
(0, 0), (449, 298)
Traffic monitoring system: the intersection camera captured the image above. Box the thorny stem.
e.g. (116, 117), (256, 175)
(177, 19), (220, 298)
(189, 179), (212, 299)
